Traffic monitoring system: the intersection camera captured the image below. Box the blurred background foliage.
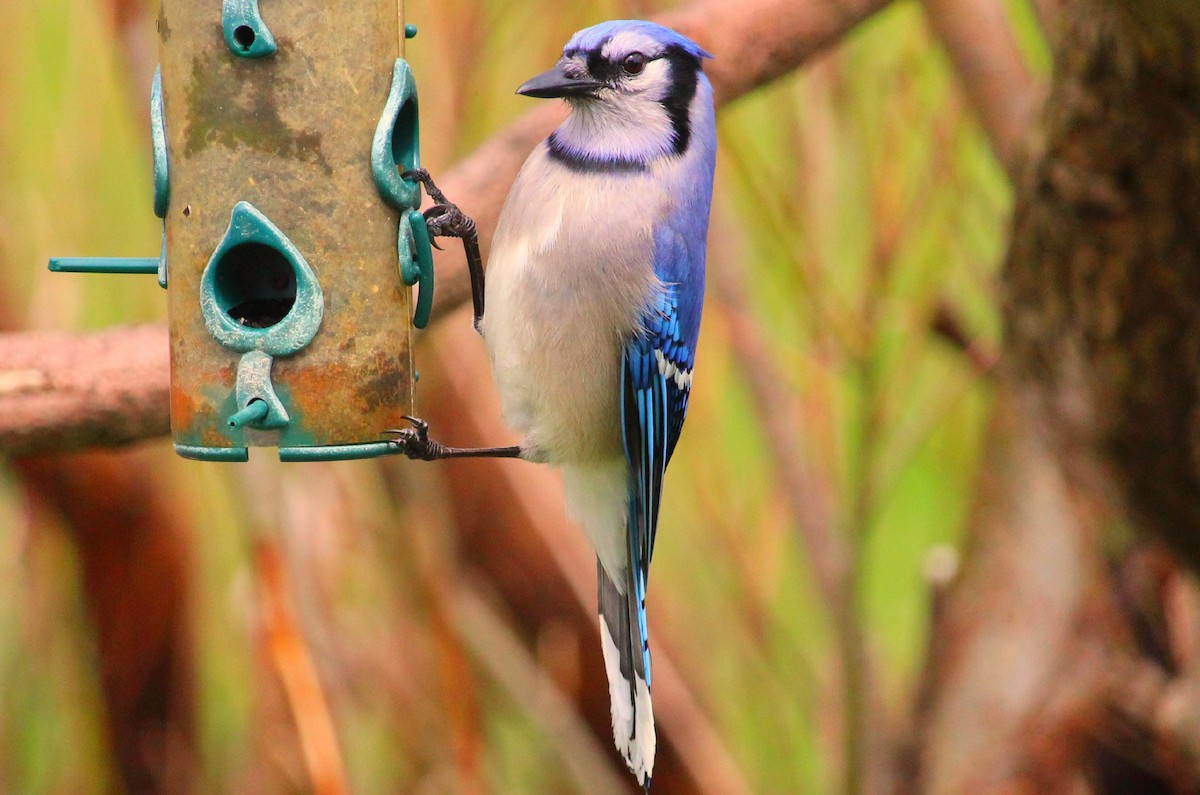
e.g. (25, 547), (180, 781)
(0, 0), (1049, 792)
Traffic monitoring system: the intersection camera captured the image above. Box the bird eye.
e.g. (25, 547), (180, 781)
(622, 53), (647, 75)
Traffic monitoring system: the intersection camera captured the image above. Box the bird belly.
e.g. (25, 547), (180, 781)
(482, 149), (664, 464)
(485, 263), (626, 464)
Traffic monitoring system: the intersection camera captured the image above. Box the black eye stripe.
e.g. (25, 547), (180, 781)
(587, 50), (613, 81)
(583, 46), (663, 82)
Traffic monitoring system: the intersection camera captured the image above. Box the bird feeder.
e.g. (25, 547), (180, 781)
(51, 1), (432, 462)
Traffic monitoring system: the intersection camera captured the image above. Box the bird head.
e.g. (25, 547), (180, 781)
(518, 21), (713, 166)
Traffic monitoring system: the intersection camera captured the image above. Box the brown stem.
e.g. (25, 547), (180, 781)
(930, 301), (999, 376)
(918, 0), (1040, 177)
(256, 539), (349, 795)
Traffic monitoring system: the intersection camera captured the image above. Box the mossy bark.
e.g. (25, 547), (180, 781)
(1005, 0), (1200, 566)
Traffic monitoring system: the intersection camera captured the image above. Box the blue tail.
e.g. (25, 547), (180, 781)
(598, 559), (655, 787)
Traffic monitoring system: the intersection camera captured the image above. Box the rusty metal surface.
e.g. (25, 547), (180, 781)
(159, 0), (412, 450)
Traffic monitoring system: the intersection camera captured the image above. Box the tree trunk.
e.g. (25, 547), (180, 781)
(910, 2), (1200, 792)
(1006, 0), (1200, 567)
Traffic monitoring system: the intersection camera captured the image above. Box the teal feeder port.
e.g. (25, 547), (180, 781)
(373, 58), (435, 329)
(400, 209), (435, 329)
(222, 0), (277, 58)
(199, 203), (321, 435)
(49, 66), (171, 287)
(230, 350), (291, 430)
(372, 59), (423, 212)
(200, 202), (322, 357)
(152, 67), (170, 219)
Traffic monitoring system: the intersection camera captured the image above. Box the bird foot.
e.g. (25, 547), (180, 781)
(400, 167), (450, 206)
(400, 168), (487, 332)
(400, 169), (476, 240)
(383, 417), (524, 461)
(424, 202), (478, 241)
(382, 415), (447, 461)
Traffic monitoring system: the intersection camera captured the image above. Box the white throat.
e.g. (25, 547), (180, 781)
(553, 92), (678, 165)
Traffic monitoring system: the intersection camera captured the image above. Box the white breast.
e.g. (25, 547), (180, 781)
(482, 145), (667, 465)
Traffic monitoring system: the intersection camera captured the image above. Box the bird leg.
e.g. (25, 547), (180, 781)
(401, 168), (486, 333)
(383, 416), (522, 461)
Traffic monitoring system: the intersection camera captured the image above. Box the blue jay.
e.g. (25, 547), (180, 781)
(391, 20), (715, 789)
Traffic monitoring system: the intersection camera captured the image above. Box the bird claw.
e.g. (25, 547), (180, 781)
(382, 415), (446, 461)
(423, 202), (477, 240)
(399, 166), (488, 333)
(399, 167), (476, 240)
(400, 168), (451, 206)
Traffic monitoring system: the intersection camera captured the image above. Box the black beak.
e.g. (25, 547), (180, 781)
(516, 64), (604, 99)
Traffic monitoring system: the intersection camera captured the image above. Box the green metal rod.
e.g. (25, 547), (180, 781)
(175, 444), (249, 463)
(227, 400), (269, 430)
(49, 257), (160, 274)
(279, 441), (400, 462)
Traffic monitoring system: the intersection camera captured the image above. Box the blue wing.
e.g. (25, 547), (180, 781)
(620, 224), (705, 686)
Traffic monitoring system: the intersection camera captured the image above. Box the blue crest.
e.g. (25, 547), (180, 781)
(565, 20), (713, 61)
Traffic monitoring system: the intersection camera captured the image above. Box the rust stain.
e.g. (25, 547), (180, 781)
(287, 362), (354, 442)
(198, 423), (232, 448)
(276, 355), (407, 443)
(355, 351), (405, 413)
(170, 384), (197, 428)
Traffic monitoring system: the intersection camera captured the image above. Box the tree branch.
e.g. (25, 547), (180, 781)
(1107, 655), (1200, 785)
(0, 325), (169, 456)
(918, 0), (1040, 177)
